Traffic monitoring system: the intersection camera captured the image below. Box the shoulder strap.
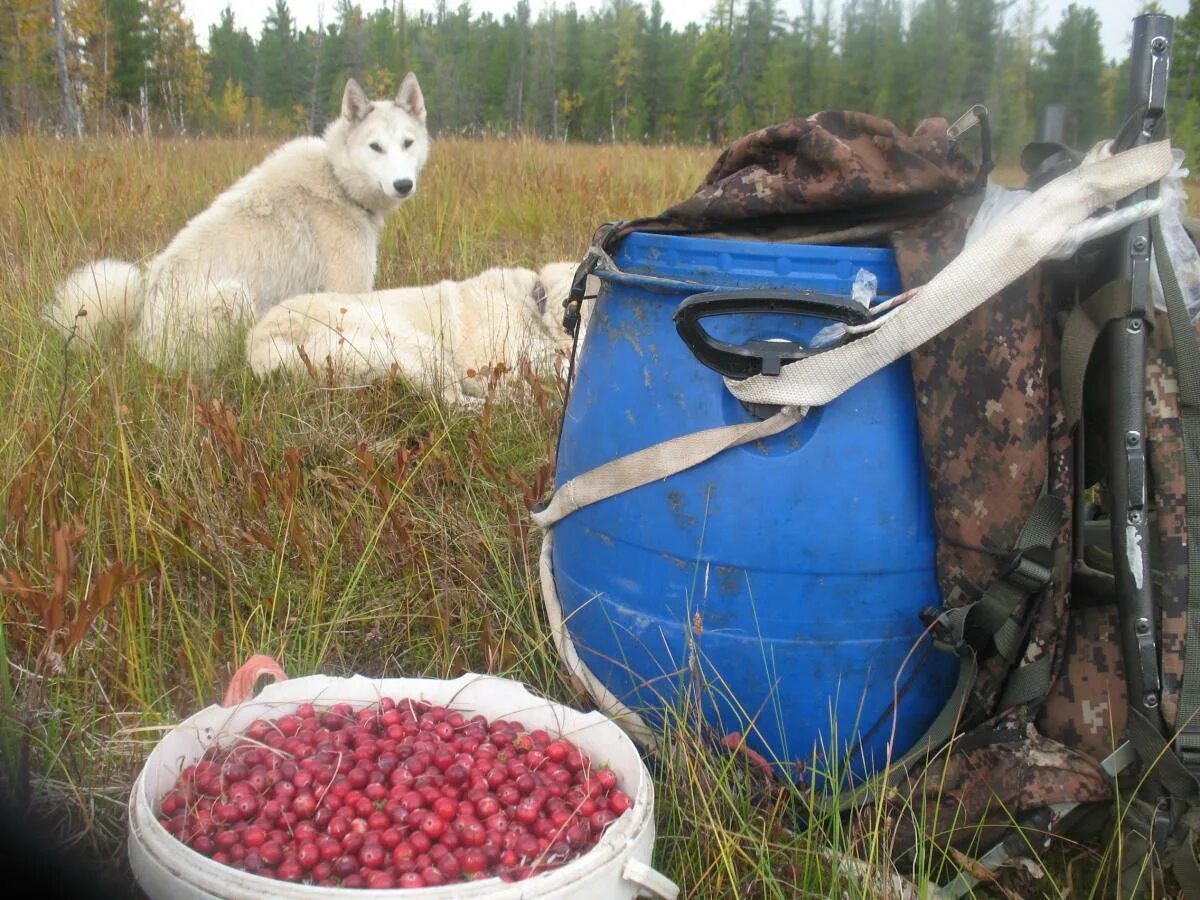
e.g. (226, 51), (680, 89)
(1061, 280), (1134, 432)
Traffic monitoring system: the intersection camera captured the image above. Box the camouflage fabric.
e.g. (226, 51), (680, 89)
(883, 719), (1112, 855)
(891, 194), (1078, 723)
(1146, 307), (1189, 732)
(884, 190), (1110, 845)
(1038, 605), (1128, 761)
(601, 111), (979, 248)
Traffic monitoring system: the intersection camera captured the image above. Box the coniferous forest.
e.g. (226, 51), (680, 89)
(5, 0), (1200, 162)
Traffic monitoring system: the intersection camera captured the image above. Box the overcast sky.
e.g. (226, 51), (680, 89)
(182, 0), (1191, 64)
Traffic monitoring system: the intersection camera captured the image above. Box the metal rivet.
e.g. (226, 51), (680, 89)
(1152, 36), (1169, 53)
(1137, 619), (1151, 635)
(1145, 693), (1161, 709)
(1133, 236), (1148, 252)
(1126, 431), (1141, 447)
(1129, 319), (1144, 333)
(1129, 510), (1145, 525)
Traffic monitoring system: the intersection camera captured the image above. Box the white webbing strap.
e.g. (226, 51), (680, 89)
(725, 139), (1174, 408)
(532, 140), (1174, 530)
(538, 530), (657, 748)
(531, 405), (806, 528)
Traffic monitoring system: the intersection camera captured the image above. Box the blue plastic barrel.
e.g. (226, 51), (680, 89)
(549, 232), (956, 785)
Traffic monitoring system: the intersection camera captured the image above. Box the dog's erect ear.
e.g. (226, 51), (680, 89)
(395, 72), (426, 124)
(341, 78), (370, 123)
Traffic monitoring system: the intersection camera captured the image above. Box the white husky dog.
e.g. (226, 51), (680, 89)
(246, 262), (597, 404)
(47, 74), (430, 370)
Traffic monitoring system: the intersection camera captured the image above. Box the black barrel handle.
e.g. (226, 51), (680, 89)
(673, 289), (873, 380)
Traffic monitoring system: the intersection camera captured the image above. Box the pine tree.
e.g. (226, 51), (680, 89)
(992, 0), (1038, 159)
(610, 0), (641, 140)
(106, 0), (150, 108)
(955, 0), (1001, 112)
(206, 7), (256, 103)
(1033, 2), (1107, 148)
(789, 0), (836, 117)
(639, 1), (670, 138)
(508, 0), (531, 129)
(257, 0), (302, 113)
(905, 0), (967, 120)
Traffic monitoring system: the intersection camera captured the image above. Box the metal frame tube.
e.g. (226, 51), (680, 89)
(1109, 12), (1172, 727)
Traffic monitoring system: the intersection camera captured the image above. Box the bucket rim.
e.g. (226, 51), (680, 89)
(128, 672), (659, 898)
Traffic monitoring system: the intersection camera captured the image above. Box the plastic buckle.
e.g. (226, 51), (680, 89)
(1151, 796), (1174, 854)
(563, 247), (602, 334)
(920, 606), (972, 657)
(563, 223), (627, 334)
(998, 545), (1054, 594)
(1176, 730), (1200, 775)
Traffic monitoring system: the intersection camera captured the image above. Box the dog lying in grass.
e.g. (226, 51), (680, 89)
(47, 75), (430, 371)
(246, 262), (597, 404)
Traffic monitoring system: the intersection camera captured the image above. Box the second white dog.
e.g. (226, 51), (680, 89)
(247, 262), (596, 403)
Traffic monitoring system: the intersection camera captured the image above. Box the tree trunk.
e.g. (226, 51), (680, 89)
(139, 83), (150, 138)
(52, 0), (82, 136)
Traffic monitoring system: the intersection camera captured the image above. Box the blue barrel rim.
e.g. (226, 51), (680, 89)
(614, 230), (903, 264)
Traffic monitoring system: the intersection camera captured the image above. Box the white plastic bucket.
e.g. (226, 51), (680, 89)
(128, 672), (678, 899)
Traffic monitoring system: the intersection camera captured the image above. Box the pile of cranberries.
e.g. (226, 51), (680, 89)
(156, 697), (633, 889)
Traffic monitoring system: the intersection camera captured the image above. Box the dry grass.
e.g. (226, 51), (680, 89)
(0, 134), (1176, 898)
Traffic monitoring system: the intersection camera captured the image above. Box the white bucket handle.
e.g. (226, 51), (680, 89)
(623, 859), (680, 899)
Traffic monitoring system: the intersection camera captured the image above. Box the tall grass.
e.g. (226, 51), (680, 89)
(0, 134), (1174, 897)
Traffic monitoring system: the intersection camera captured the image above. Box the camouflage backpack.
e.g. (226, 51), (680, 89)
(552, 71), (1200, 895)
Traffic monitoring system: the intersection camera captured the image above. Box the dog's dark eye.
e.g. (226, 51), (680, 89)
(403, 139), (414, 149)
(369, 142), (384, 153)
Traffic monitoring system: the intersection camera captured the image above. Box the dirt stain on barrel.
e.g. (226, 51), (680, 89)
(660, 551), (690, 570)
(584, 527), (615, 548)
(716, 565), (741, 596)
(667, 491), (698, 528)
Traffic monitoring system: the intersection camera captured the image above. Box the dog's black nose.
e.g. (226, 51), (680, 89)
(394, 179), (414, 196)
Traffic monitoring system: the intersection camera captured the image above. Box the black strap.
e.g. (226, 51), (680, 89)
(931, 494), (1064, 669)
(1061, 280), (1135, 431)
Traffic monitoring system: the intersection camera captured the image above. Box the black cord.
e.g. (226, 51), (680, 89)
(549, 292), (595, 469)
